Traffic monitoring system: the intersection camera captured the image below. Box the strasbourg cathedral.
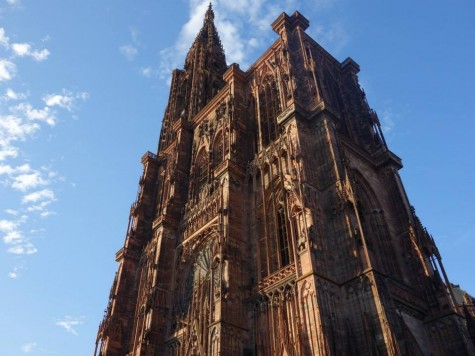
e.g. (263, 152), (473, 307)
(95, 5), (475, 356)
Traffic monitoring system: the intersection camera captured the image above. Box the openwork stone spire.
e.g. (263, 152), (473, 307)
(158, 4), (227, 150)
(183, 2), (226, 101)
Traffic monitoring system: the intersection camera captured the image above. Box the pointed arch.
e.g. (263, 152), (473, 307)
(259, 75), (281, 147)
(193, 147), (209, 200)
(212, 130), (224, 170)
(352, 170), (401, 278)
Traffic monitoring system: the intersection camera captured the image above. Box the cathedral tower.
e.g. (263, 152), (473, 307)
(95, 7), (475, 356)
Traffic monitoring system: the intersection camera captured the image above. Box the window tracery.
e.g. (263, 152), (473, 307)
(193, 148), (208, 200)
(259, 76), (281, 147)
(255, 164), (294, 279)
(212, 132), (224, 170)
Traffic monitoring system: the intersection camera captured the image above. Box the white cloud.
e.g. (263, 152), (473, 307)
(8, 263), (25, 278)
(40, 210), (55, 217)
(130, 27), (140, 45)
(75, 91), (90, 101)
(0, 28), (10, 48)
(6, 0), (21, 5)
(43, 89), (89, 112)
(56, 316), (84, 336)
(21, 342), (37, 353)
(0, 89), (87, 167)
(3, 88), (27, 101)
(1, 215), (37, 254)
(26, 200), (55, 215)
(0, 30), (85, 272)
(0, 146), (18, 161)
(157, 0), (343, 79)
(310, 22), (348, 54)
(157, 0), (298, 77)
(0, 115), (40, 143)
(22, 188), (55, 204)
(12, 43), (30, 56)
(0, 164), (31, 175)
(0, 219), (18, 232)
(140, 67), (157, 78)
(11, 171), (48, 191)
(5, 208), (19, 216)
(380, 109), (396, 134)
(12, 43), (50, 62)
(11, 102), (56, 126)
(31, 49), (50, 61)
(0, 59), (17, 81)
(119, 45), (138, 61)
(7, 242), (37, 255)
(3, 230), (23, 244)
(43, 94), (74, 110)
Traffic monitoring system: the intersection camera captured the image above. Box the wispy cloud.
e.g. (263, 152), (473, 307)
(140, 66), (158, 78)
(0, 214), (37, 255)
(8, 242), (37, 255)
(55, 316), (84, 336)
(0, 28), (10, 48)
(119, 44), (138, 61)
(8, 269), (19, 278)
(119, 27), (142, 62)
(310, 21), (348, 54)
(5, 208), (19, 216)
(3, 88), (27, 101)
(8, 263), (24, 278)
(21, 342), (37, 353)
(0, 59), (17, 81)
(157, 0), (340, 80)
(6, 0), (22, 6)
(380, 109), (396, 134)
(0, 27), (88, 267)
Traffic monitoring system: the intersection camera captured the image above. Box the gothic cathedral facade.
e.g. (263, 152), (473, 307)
(95, 7), (475, 356)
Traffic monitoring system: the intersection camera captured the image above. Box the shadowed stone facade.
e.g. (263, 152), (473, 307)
(95, 6), (475, 355)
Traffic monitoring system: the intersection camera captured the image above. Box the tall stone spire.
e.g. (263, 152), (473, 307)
(183, 2), (227, 116)
(158, 3), (227, 150)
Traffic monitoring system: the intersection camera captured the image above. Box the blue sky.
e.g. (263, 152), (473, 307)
(0, 0), (474, 354)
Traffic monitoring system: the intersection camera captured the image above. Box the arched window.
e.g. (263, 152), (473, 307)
(193, 149), (208, 199)
(212, 132), (224, 170)
(353, 171), (401, 279)
(263, 197), (293, 276)
(255, 162), (295, 279)
(259, 77), (281, 147)
(277, 205), (291, 267)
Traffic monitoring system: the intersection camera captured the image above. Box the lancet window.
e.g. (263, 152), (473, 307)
(212, 132), (224, 170)
(193, 149), (208, 199)
(259, 76), (281, 147)
(255, 165), (293, 279)
(354, 172), (401, 279)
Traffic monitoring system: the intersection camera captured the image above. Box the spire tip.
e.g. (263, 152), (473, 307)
(205, 2), (215, 21)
